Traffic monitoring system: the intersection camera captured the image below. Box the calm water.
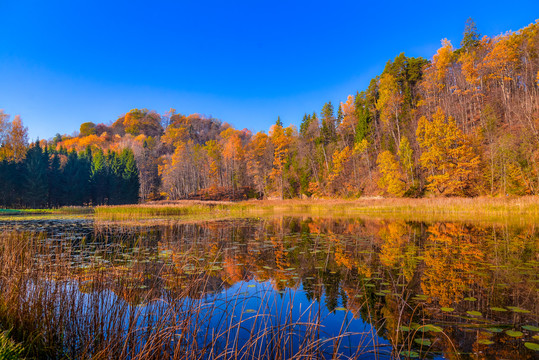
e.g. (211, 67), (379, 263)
(1, 215), (538, 359)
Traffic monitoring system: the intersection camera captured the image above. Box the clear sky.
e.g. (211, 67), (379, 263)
(1, 0), (538, 140)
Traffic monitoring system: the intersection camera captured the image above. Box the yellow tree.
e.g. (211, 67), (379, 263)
(220, 128), (245, 191)
(459, 44), (482, 88)
(269, 124), (293, 199)
(416, 108), (481, 196)
(162, 125), (188, 148)
(0, 115), (28, 162)
(397, 136), (414, 184)
(376, 73), (403, 146)
(246, 132), (272, 197)
(160, 140), (208, 199)
(204, 140), (222, 189)
(458, 36), (489, 120)
(480, 34), (519, 113)
(123, 109), (162, 137)
(0, 110), (9, 155)
(327, 146), (352, 195)
(421, 39), (454, 109)
(376, 151), (406, 197)
(337, 95), (357, 146)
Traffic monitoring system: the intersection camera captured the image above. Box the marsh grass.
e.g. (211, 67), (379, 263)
(0, 207), (93, 216)
(0, 228), (427, 359)
(0, 330), (25, 359)
(95, 197), (539, 224)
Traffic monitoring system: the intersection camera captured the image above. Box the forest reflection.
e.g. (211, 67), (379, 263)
(3, 215), (537, 358)
(79, 216), (537, 358)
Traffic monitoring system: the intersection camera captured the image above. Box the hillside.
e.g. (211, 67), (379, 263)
(1, 19), (538, 206)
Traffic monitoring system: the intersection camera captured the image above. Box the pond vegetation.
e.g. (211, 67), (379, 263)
(0, 213), (537, 359)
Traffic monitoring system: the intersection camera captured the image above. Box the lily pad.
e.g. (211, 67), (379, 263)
(464, 297), (477, 301)
(486, 327), (504, 333)
(522, 325), (539, 332)
(507, 306), (531, 313)
(441, 307), (454, 312)
(334, 307), (347, 311)
(400, 351), (419, 358)
(424, 324), (443, 333)
(414, 338), (432, 346)
(525, 342), (539, 351)
(490, 307), (507, 312)
(244, 309), (257, 314)
(505, 330), (524, 338)
(400, 326), (411, 332)
(477, 339), (494, 345)
(467, 311), (482, 317)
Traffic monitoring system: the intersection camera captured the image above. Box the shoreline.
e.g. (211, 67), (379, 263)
(92, 196), (539, 223)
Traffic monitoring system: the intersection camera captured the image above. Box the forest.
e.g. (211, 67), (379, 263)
(1, 19), (539, 207)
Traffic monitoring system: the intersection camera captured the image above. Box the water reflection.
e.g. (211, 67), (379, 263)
(1, 216), (538, 359)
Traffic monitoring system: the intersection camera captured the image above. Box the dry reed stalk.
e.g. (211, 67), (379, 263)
(0, 228), (399, 360)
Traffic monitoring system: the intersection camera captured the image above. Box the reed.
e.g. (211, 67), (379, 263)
(0, 228), (407, 359)
(0, 330), (25, 359)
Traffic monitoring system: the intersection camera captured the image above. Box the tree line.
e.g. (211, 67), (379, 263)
(0, 121), (139, 207)
(1, 19), (539, 204)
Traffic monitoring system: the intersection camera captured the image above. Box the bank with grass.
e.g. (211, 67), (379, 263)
(94, 196), (539, 223)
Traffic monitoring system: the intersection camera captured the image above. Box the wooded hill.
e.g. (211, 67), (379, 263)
(1, 19), (539, 205)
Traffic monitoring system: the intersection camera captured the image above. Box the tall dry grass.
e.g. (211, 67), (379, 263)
(95, 196), (539, 224)
(0, 229), (402, 360)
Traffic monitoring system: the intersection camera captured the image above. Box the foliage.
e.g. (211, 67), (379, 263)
(3, 20), (539, 203)
(377, 151), (406, 196)
(417, 108), (481, 196)
(0, 141), (138, 208)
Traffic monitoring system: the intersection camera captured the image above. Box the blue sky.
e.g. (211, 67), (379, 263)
(1, 0), (538, 140)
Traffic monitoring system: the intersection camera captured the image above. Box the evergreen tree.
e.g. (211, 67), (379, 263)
(62, 150), (90, 206)
(354, 92), (372, 143)
(90, 148), (108, 205)
(108, 151), (123, 204)
(0, 160), (19, 207)
(320, 102), (335, 145)
(461, 17), (481, 50)
(299, 114), (311, 137)
(121, 149), (140, 204)
(48, 153), (62, 207)
(24, 142), (49, 208)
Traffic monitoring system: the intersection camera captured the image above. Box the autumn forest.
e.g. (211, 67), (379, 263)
(1, 19), (539, 207)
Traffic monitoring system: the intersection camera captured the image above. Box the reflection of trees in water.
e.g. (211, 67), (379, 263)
(84, 217), (538, 357)
(89, 218), (537, 312)
(421, 222), (487, 306)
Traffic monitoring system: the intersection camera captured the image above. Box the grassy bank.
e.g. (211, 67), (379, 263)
(0, 207), (93, 216)
(95, 196), (539, 222)
(7, 196), (539, 221)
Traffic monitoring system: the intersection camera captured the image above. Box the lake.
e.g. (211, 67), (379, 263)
(0, 214), (537, 359)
